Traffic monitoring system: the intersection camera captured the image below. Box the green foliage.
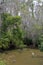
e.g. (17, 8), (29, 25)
(1, 13), (11, 21)
(0, 38), (10, 49)
(0, 13), (24, 49)
(0, 61), (6, 65)
(38, 34), (43, 51)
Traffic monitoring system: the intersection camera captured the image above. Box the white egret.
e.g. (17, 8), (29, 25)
(32, 52), (35, 57)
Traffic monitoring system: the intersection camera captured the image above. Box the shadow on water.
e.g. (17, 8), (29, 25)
(0, 45), (16, 54)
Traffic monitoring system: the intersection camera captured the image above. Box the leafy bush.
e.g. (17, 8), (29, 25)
(0, 38), (10, 49)
(38, 34), (43, 51)
(0, 13), (24, 49)
(40, 42), (43, 51)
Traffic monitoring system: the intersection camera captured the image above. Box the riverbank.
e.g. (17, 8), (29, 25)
(0, 48), (43, 65)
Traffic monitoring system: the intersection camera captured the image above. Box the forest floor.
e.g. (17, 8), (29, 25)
(0, 48), (43, 65)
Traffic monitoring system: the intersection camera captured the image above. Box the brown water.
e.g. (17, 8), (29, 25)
(0, 48), (43, 65)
